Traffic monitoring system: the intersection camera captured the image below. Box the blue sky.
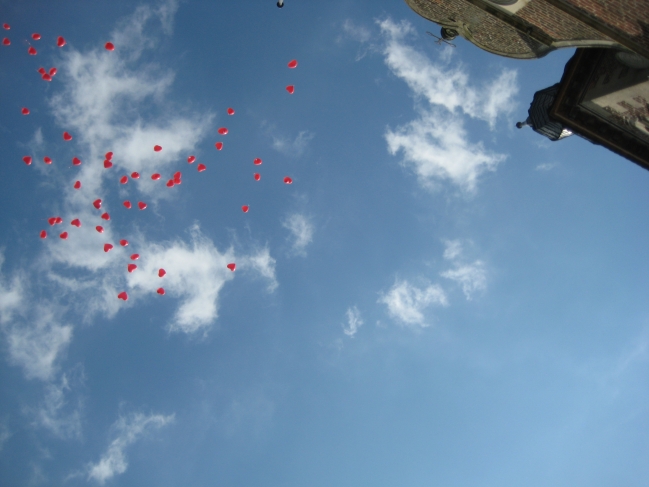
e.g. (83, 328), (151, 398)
(1, 1), (648, 486)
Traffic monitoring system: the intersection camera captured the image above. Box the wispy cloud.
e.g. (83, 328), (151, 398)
(536, 162), (558, 171)
(339, 19), (376, 61)
(378, 18), (515, 193)
(342, 306), (363, 337)
(282, 213), (314, 257)
(272, 130), (314, 158)
(33, 369), (84, 440)
(378, 279), (448, 328)
(87, 411), (174, 484)
(440, 239), (487, 300)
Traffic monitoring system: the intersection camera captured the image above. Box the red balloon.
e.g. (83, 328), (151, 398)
(157, 287), (165, 295)
(40, 230), (47, 239)
(227, 107), (235, 115)
(286, 85), (295, 94)
(72, 157), (82, 165)
(254, 173), (261, 181)
(117, 291), (128, 301)
(93, 199), (102, 209)
(174, 177), (182, 185)
(96, 226), (104, 233)
(105, 151), (113, 160)
(197, 164), (206, 172)
(38, 67), (46, 74)
(253, 158), (262, 165)
(130, 253), (139, 260)
(71, 219), (81, 227)
(57, 36), (66, 47)
(1, 38), (9, 46)
(28, 46), (37, 55)
(166, 179), (175, 187)
(283, 176), (293, 184)
(173, 171), (181, 180)
(55, 217), (63, 224)
(105, 42), (114, 51)
(2, 24), (9, 30)
(103, 243), (113, 252)
(119, 239), (128, 247)
(21, 107), (30, 115)
(43, 156), (52, 164)
(123, 201), (132, 209)
(218, 127), (228, 135)
(215, 142), (223, 150)
(104, 160), (113, 168)
(127, 264), (137, 273)
(131, 172), (140, 179)
(60, 231), (68, 240)
(63, 131), (72, 141)
(187, 155), (195, 164)
(48, 217), (56, 226)
(42, 73), (52, 81)
(49, 67), (57, 76)
(242, 205), (249, 213)
(288, 59), (298, 68)
(32, 33), (41, 40)
(73, 180), (81, 189)
(151, 173), (161, 180)
(23, 156), (32, 165)
(138, 201), (147, 210)
(227, 263), (236, 271)
(154, 145), (162, 152)
(158, 268), (166, 277)
(120, 175), (128, 184)
(101, 212), (110, 221)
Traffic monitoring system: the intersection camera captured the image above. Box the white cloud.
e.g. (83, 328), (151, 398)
(536, 162), (558, 171)
(241, 247), (278, 293)
(342, 306), (363, 337)
(87, 411), (174, 484)
(283, 213), (314, 256)
(442, 239), (463, 261)
(440, 261), (487, 300)
(33, 370), (84, 440)
(378, 280), (448, 328)
(272, 130), (314, 157)
(340, 19), (376, 61)
(378, 18), (516, 193)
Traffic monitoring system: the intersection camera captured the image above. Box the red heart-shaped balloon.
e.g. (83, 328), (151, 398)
(43, 156), (52, 164)
(2, 38), (10, 46)
(54, 217), (63, 224)
(157, 287), (165, 295)
(74, 180), (81, 189)
(174, 178), (182, 185)
(23, 156), (32, 165)
(187, 155), (195, 163)
(119, 239), (128, 247)
(154, 145), (162, 152)
(131, 172), (140, 179)
(227, 107), (235, 115)
(173, 171), (182, 180)
(57, 36), (66, 47)
(127, 264), (137, 273)
(48, 217), (56, 226)
(96, 226), (104, 233)
(101, 212), (110, 221)
(227, 263), (236, 271)
(158, 268), (166, 277)
(28, 46), (37, 55)
(105, 151), (113, 160)
(242, 205), (249, 213)
(72, 157), (81, 166)
(151, 173), (161, 180)
(215, 142), (223, 151)
(130, 253), (139, 260)
(218, 127), (228, 135)
(31, 33), (40, 40)
(253, 158), (262, 165)
(42, 73), (52, 82)
(123, 201), (132, 209)
(63, 131), (72, 141)
(40, 230), (47, 239)
(71, 219), (81, 227)
(166, 179), (175, 187)
(21, 107), (30, 115)
(138, 201), (147, 210)
(286, 85), (295, 94)
(105, 42), (115, 51)
(120, 176), (128, 184)
(38, 67), (46, 74)
(93, 199), (102, 209)
(104, 160), (113, 168)
(254, 173), (261, 181)
(288, 59), (298, 68)
(2, 24), (9, 30)
(104, 243), (113, 252)
(49, 67), (57, 76)
(283, 176), (293, 184)
(197, 164), (206, 172)
(117, 291), (128, 301)
(60, 231), (68, 240)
